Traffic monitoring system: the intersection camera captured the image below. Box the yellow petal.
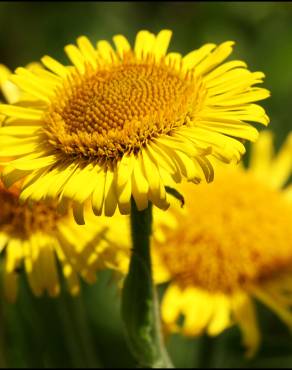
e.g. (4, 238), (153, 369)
(64, 44), (85, 74)
(249, 130), (274, 179)
(269, 132), (292, 189)
(207, 294), (232, 336)
(135, 30), (155, 58)
(131, 155), (149, 211)
(97, 40), (117, 62)
(113, 34), (131, 58)
(182, 43), (216, 71)
(153, 30), (172, 60)
(104, 170), (118, 217)
(77, 36), (97, 67)
(231, 292), (260, 358)
(41, 56), (69, 78)
(0, 104), (43, 120)
(181, 288), (214, 336)
(194, 41), (235, 77)
(161, 284), (183, 329)
(91, 168), (107, 216)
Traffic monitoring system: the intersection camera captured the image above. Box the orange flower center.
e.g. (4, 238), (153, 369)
(156, 168), (292, 293)
(0, 184), (64, 239)
(45, 55), (203, 164)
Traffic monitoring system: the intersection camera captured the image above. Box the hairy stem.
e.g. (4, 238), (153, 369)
(121, 199), (173, 368)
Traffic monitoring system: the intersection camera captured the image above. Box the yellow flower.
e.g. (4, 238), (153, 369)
(0, 30), (269, 223)
(0, 177), (129, 303)
(152, 131), (292, 357)
(0, 178), (115, 302)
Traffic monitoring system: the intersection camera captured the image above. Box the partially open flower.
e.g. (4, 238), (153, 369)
(0, 30), (269, 223)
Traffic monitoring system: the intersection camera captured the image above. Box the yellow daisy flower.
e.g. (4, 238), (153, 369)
(152, 131), (292, 357)
(0, 30), (269, 222)
(0, 178), (109, 302)
(0, 174), (129, 303)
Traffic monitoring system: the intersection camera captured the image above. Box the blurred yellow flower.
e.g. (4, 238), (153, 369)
(152, 131), (292, 357)
(0, 178), (113, 302)
(0, 30), (269, 223)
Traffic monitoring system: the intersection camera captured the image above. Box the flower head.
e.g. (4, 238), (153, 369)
(0, 178), (115, 302)
(0, 30), (270, 222)
(152, 131), (292, 357)
(0, 176), (130, 303)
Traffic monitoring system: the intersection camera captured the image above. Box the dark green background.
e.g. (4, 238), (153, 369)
(0, 1), (292, 368)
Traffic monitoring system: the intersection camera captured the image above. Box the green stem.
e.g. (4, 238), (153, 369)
(197, 334), (215, 369)
(0, 286), (7, 368)
(121, 199), (173, 368)
(70, 294), (102, 368)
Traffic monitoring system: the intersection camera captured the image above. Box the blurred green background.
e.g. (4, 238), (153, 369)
(0, 1), (292, 368)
